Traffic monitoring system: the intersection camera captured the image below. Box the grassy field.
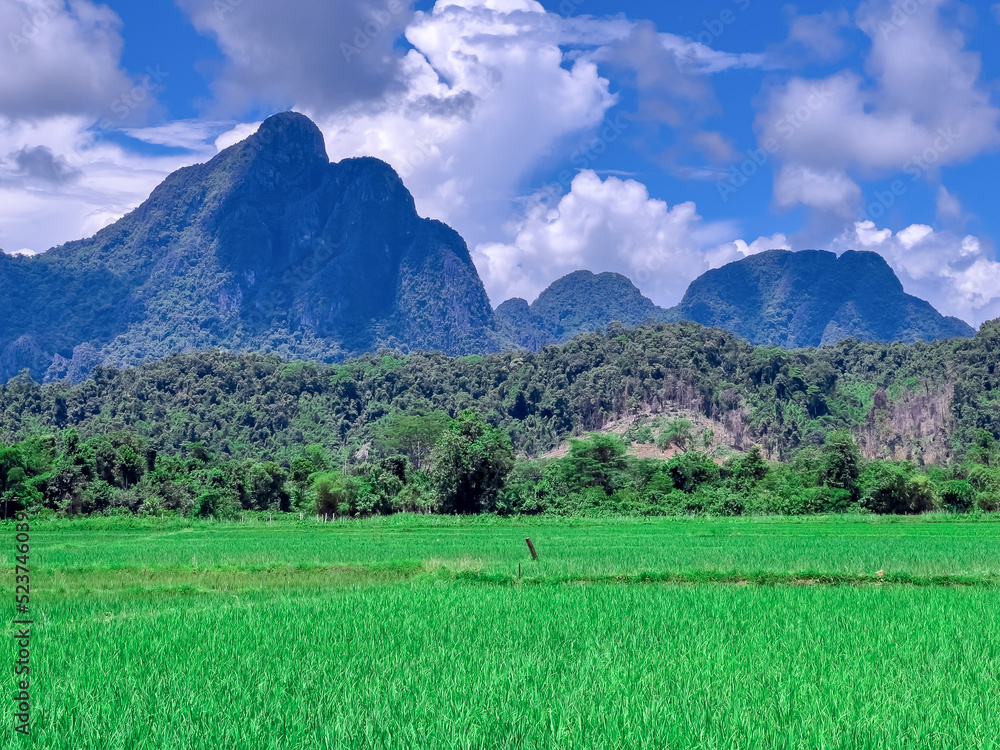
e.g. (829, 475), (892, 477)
(8, 516), (1000, 748)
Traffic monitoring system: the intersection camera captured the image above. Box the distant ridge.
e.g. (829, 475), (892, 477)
(495, 270), (669, 347)
(666, 249), (975, 347)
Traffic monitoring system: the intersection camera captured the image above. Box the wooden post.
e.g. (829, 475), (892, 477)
(525, 538), (538, 560)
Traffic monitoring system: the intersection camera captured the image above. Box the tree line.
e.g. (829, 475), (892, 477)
(3, 410), (999, 519)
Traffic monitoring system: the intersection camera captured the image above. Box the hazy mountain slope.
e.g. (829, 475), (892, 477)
(495, 270), (670, 348)
(666, 249), (975, 347)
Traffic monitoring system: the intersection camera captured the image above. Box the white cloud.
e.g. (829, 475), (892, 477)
(780, 9), (852, 64)
(176, 0), (416, 114)
(756, 0), (1000, 217)
(832, 220), (1000, 325)
(0, 1), (215, 254)
(309, 0), (625, 248)
(774, 163), (862, 217)
(936, 185), (962, 222)
(474, 169), (787, 306)
(0, 0), (139, 120)
(0, 116), (216, 254)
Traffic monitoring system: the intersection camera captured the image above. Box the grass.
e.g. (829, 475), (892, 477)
(8, 515), (1000, 748)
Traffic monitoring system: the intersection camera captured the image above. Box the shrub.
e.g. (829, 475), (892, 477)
(666, 451), (720, 494)
(937, 480), (975, 512)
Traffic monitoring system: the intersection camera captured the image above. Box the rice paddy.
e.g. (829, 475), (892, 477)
(8, 515), (1000, 748)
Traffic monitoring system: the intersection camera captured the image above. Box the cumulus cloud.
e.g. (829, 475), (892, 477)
(0, 1), (207, 254)
(777, 8), (852, 64)
(10, 145), (79, 183)
(773, 162), (863, 218)
(832, 220), (1000, 325)
(756, 0), (1000, 218)
(309, 0), (626, 247)
(0, 0), (137, 120)
(0, 116), (217, 254)
(474, 169), (788, 306)
(176, 0), (416, 114)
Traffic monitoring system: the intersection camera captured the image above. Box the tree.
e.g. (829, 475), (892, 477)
(657, 419), (694, 452)
(313, 471), (359, 516)
(431, 410), (514, 514)
(377, 412), (450, 470)
(938, 480), (974, 512)
(820, 430), (861, 498)
(666, 451), (720, 494)
(728, 445), (769, 491)
(859, 462), (933, 515)
(558, 434), (629, 494)
(116, 446), (143, 489)
(244, 462), (290, 511)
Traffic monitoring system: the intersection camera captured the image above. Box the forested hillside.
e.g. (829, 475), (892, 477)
(0, 112), (500, 383)
(2, 319), (1000, 518)
(1, 319), (997, 463)
(495, 270), (669, 348)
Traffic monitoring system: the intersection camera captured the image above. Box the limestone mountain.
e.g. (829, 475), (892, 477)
(494, 270), (670, 348)
(0, 112), (500, 382)
(665, 249), (975, 347)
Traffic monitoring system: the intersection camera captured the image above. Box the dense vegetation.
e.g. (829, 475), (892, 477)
(2, 318), (1000, 518)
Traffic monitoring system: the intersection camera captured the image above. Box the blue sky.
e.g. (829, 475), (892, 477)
(2, 0), (1000, 324)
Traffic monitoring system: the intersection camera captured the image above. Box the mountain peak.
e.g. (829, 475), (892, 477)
(495, 270), (669, 349)
(669, 248), (974, 347)
(0, 111), (501, 382)
(245, 111), (328, 167)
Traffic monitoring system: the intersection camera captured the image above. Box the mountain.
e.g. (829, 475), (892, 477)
(0, 112), (500, 383)
(0, 114), (975, 383)
(665, 249), (975, 347)
(495, 270), (670, 348)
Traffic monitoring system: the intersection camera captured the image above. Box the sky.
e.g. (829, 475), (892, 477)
(2, 0), (1000, 326)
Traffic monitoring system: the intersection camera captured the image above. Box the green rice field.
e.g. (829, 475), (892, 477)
(8, 516), (1000, 748)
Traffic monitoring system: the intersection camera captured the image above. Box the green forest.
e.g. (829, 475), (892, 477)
(2, 319), (1000, 518)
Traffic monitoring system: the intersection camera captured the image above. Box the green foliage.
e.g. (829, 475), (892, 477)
(431, 411), (515, 514)
(558, 434), (629, 495)
(820, 431), (862, 497)
(666, 452), (720, 494)
(312, 472), (359, 516)
(657, 419), (694, 451)
(858, 462), (935, 515)
(375, 412), (450, 470)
